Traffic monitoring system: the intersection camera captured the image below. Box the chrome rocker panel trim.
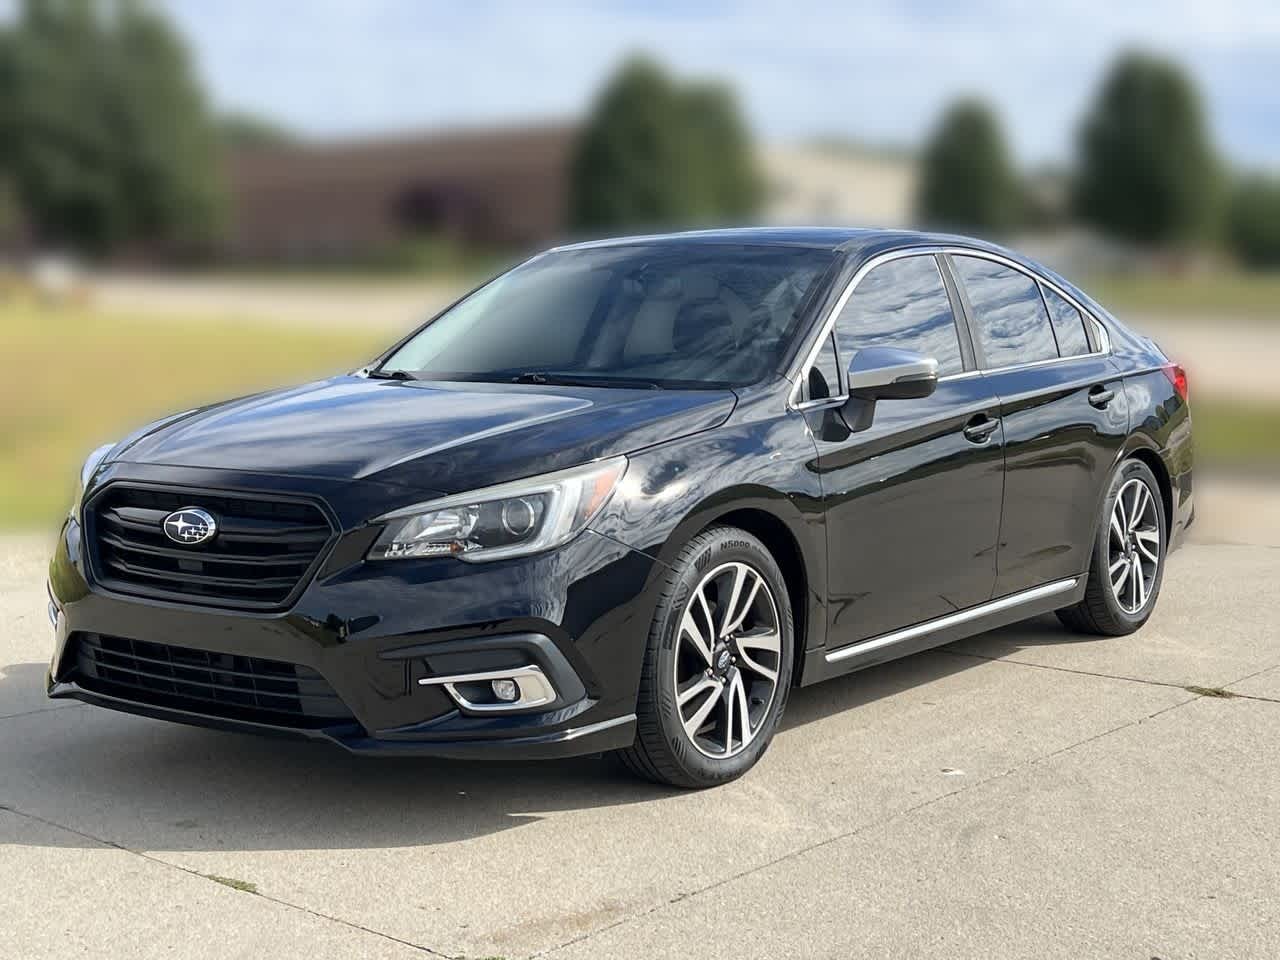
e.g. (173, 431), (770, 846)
(825, 578), (1080, 664)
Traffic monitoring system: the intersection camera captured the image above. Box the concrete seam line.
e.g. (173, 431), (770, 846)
(939, 650), (1280, 705)
(534, 693), (1201, 958)
(1213, 662), (1280, 705)
(0, 803), (455, 959)
(1188, 540), (1280, 550)
(0, 703), (87, 722)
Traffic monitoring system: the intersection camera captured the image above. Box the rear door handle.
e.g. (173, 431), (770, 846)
(1088, 386), (1116, 409)
(963, 415), (1001, 443)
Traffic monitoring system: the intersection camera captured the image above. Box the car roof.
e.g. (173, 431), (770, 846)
(551, 225), (1020, 261)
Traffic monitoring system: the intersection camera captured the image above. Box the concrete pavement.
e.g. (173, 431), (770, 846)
(2, 481), (1278, 959)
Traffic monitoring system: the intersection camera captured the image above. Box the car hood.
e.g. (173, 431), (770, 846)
(113, 376), (737, 496)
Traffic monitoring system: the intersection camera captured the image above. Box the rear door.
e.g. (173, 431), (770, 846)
(946, 253), (1129, 597)
(806, 253), (1005, 651)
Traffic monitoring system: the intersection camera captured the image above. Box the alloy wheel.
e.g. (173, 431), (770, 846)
(673, 561), (783, 759)
(1107, 477), (1161, 615)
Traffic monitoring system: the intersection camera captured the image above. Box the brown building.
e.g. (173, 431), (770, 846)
(227, 124), (576, 261)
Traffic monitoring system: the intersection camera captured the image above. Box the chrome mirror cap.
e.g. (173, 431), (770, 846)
(846, 347), (940, 401)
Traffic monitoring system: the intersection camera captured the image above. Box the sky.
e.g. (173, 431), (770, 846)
(60, 1), (1280, 168)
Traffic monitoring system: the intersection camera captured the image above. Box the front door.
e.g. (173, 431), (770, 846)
(810, 253), (1005, 654)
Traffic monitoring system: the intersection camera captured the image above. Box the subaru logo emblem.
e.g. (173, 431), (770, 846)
(162, 507), (217, 545)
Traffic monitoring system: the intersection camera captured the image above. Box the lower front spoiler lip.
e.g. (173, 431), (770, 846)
(47, 679), (636, 760)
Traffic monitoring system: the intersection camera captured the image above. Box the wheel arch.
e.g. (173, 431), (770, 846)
(1115, 437), (1175, 539)
(643, 486), (822, 685)
(696, 507), (811, 686)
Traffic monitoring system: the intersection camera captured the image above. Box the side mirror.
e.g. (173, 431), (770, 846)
(845, 347), (939, 402)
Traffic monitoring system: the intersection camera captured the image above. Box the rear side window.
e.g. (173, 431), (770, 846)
(953, 256), (1058, 368)
(834, 255), (964, 376)
(1041, 284), (1092, 357)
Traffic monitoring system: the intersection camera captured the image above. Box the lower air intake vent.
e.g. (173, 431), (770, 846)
(71, 633), (355, 729)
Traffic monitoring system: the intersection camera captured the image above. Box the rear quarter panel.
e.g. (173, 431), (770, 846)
(1119, 366), (1194, 544)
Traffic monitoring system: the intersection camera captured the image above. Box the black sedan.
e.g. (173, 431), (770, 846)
(46, 228), (1193, 788)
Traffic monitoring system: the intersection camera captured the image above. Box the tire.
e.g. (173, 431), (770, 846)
(1057, 458), (1167, 636)
(616, 526), (795, 788)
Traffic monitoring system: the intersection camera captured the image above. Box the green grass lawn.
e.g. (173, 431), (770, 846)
(0, 300), (386, 529)
(1192, 401), (1280, 469)
(1086, 271), (1280, 320)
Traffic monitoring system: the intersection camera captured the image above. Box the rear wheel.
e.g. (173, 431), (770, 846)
(1058, 458), (1166, 636)
(617, 526), (794, 788)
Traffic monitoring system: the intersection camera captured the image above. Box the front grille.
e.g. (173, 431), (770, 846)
(88, 485), (333, 610)
(71, 633), (355, 729)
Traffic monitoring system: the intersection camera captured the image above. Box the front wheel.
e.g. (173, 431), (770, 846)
(1058, 458), (1167, 636)
(617, 526), (794, 788)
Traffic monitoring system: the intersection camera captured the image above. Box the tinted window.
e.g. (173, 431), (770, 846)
(382, 244), (834, 388)
(834, 255), (964, 376)
(805, 333), (840, 400)
(1041, 284), (1092, 357)
(953, 256), (1058, 368)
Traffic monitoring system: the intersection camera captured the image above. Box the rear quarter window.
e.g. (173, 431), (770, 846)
(1041, 284), (1093, 357)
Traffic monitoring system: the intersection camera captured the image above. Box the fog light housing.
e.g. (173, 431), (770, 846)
(47, 583), (60, 629)
(419, 664), (557, 712)
(491, 678), (519, 702)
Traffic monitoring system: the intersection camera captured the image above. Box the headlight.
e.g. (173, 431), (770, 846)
(369, 457), (627, 562)
(70, 442), (116, 520)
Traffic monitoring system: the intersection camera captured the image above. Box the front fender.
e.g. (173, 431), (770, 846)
(590, 393), (827, 653)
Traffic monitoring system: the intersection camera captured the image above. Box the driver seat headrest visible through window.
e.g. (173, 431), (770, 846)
(673, 299), (734, 354)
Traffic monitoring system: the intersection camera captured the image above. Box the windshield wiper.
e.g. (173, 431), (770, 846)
(511, 371), (663, 390)
(365, 368), (418, 381)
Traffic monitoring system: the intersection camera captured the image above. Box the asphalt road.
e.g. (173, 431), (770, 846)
(2, 480), (1277, 959)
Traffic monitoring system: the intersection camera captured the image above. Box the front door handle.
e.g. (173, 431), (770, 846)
(963, 415), (1001, 443)
(1089, 386), (1116, 409)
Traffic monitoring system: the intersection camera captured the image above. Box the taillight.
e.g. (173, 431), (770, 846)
(1162, 363), (1189, 403)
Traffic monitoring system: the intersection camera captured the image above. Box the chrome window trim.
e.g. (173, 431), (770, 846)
(972, 351), (1112, 377)
(792, 394), (850, 412)
(788, 245), (1112, 409)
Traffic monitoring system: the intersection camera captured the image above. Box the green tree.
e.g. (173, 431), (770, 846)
(0, 178), (18, 249)
(1073, 51), (1220, 248)
(1226, 174), (1280, 268)
(680, 81), (761, 221)
(569, 56), (761, 231)
(0, 0), (225, 255)
(0, 0), (124, 251)
(916, 98), (1022, 234)
(218, 111), (297, 150)
(109, 1), (225, 252)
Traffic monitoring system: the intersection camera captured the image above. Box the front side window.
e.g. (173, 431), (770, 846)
(833, 255), (964, 376)
(380, 244), (834, 389)
(952, 256), (1059, 368)
(1041, 284), (1093, 358)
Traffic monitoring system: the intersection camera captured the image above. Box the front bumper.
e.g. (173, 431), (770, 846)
(47, 469), (659, 759)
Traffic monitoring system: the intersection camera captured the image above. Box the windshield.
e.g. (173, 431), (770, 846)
(379, 243), (835, 388)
